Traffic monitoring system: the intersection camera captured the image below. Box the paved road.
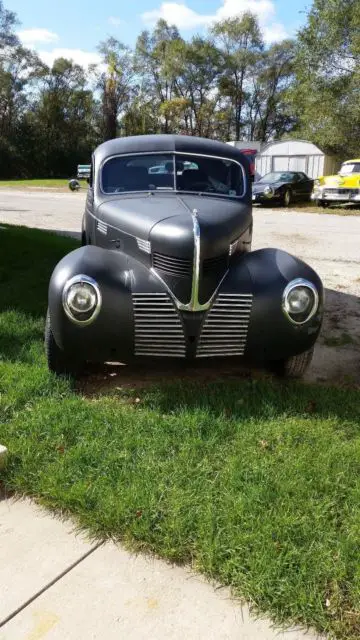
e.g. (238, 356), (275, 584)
(1, 189), (359, 383)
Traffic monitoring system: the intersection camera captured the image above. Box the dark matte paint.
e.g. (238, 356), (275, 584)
(49, 135), (323, 364)
(49, 246), (323, 363)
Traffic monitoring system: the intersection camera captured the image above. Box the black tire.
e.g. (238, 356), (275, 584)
(317, 200), (329, 208)
(279, 347), (314, 379)
(283, 189), (292, 207)
(45, 312), (83, 377)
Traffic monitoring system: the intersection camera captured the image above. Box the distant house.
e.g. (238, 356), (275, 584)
(255, 140), (338, 179)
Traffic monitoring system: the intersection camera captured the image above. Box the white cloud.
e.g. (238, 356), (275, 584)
(142, 0), (288, 41)
(142, 3), (212, 29)
(17, 28), (59, 46)
(215, 0), (275, 22)
(263, 22), (288, 44)
(37, 48), (102, 68)
(108, 16), (123, 26)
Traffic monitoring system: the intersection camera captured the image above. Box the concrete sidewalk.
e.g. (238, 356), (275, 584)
(0, 498), (323, 640)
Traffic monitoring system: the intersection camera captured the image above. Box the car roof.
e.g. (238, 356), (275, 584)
(93, 134), (249, 167)
(343, 159), (360, 164)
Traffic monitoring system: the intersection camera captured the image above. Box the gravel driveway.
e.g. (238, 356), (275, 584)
(1, 189), (359, 386)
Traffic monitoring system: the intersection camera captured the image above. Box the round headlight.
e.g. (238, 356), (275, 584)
(283, 279), (319, 325)
(63, 275), (101, 325)
(264, 185), (274, 197)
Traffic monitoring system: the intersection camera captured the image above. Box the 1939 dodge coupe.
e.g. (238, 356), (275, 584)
(46, 135), (324, 378)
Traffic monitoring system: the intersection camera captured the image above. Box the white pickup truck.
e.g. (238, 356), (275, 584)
(77, 164), (91, 179)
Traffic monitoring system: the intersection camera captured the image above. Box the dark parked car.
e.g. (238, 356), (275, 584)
(252, 171), (314, 206)
(46, 135), (323, 378)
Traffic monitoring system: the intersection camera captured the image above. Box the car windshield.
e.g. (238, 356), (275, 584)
(339, 163), (360, 175)
(258, 172), (297, 183)
(102, 153), (244, 197)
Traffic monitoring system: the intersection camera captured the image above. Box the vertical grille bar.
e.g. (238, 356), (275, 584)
(196, 293), (253, 357)
(132, 293), (186, 357)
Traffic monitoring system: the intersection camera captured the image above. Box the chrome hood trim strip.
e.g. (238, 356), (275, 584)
(151, 204), (228, 312)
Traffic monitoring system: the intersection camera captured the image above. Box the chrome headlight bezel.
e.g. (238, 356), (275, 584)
(263, 185), (274, 198)
(62, 275), (102, 325)
(282, 278), (319, 325)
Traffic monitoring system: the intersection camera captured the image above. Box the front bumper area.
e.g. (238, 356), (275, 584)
(252, 192), (281, 204)
(312, 188), (360, 203)
(49, 246), (323, 365)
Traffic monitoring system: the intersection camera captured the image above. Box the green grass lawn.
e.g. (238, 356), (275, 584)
(0, 179), (74, 189)
(1, 225), (360, 639)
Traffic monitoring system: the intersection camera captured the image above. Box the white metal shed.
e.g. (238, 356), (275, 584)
(255, 140), (338, 179)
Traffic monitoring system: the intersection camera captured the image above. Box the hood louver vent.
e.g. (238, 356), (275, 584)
(152, 252), (192, 278)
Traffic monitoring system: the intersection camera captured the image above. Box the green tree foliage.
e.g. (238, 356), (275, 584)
(0, 0), (357, 178)
(212, 14), (264, 140)
(292, 0), (360, 157)
(0, 0), (18, 50)
(95, 37), (134, 140)
(29, 58), (97, 177)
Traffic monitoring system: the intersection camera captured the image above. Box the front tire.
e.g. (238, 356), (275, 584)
(279, 347), (314, 379)
(317, 200), (329, 208)
(283, 189), (292, 207)
(45, 312), (83, 377)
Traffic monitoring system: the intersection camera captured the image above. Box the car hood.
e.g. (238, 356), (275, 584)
(318, 174), (360, 188)
(97, 193), (251, 259)
(253, 181), (283, 193)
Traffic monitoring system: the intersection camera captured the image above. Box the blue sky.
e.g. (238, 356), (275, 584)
(11, 0), (310, 67)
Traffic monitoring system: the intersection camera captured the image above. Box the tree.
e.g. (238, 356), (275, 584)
(96, 37), (134, 141)
(0, 0), (19, 50)
(163, 36), (222, 137)
(292, 0), (360, 157)
(212, 14), (263, 140)
(134, 19), (182, 133)
(248, 40), (297, 141)
(31, 58), (97, 176)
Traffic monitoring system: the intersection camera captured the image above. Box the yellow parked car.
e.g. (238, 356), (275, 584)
(311, 159), (360, 207)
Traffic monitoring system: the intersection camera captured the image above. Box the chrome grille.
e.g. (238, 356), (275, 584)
(325, 188), (358, 195)
(152, 252), (192, 277)
(132, 293), (186, 357)
(196, 293), (253, 358)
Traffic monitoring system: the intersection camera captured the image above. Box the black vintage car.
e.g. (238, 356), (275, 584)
(46, 135), (323, 378)
(252, 171), (314, 206)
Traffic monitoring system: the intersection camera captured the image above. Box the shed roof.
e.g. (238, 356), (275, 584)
(258, 139), (328, 157)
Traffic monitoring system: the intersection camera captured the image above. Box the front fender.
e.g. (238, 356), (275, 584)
(222, 248), (324, 361)
(48, 246), (163, 363)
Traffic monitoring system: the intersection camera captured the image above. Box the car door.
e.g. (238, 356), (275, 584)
(288, 174), (302, 200)
(296, 173), (313, 200)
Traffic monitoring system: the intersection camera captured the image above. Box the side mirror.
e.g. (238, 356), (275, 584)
(69, 179), (81, 192)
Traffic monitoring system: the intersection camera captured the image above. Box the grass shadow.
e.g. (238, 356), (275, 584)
(0, 224), (79, 317)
